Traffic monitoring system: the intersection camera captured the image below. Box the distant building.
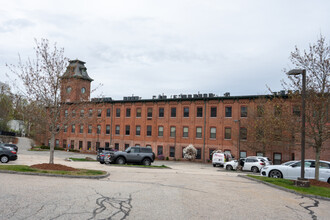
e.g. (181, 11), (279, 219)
(7, 120), (26, 136)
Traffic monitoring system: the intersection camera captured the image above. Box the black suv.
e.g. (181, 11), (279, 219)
(106, 146), (155, 166)
(0, 145), (18, 163)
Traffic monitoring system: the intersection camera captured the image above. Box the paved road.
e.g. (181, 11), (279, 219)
(0, 138), (329, 220)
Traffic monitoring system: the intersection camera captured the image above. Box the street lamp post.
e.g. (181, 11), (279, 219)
(287, 69), (309, 187)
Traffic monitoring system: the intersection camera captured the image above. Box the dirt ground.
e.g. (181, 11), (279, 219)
(30, 163), (78, 171)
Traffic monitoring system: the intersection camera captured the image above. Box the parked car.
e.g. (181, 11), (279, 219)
(97, 150), (113, 164)
(0, 145), (18, 163)
(224, 157), (266, 172)
(1, 143), (18, 152)
(105, 146), (155, 166)
(260, 160), (330, 183)
(212, 152), (232, 167)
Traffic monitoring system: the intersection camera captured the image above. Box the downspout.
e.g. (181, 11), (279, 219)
(109, 103), (113, 146)
(203, 99), (207, 163)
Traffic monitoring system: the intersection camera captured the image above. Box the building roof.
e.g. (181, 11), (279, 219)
(61, 60), (94, 82)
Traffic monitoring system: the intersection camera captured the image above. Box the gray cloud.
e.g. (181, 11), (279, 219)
(0, 18), (34, 32)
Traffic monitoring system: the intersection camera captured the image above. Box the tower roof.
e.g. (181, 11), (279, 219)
(61, 59), (94, 82)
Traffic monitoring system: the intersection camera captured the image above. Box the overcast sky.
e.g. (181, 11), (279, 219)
(0, 0), (329, 100)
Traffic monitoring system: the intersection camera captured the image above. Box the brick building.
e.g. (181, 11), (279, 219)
(48, 60), (329, 164)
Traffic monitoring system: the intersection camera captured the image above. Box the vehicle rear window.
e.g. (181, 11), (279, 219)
(140, 148), (152, 153)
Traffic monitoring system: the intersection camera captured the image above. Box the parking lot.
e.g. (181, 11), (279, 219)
(1, 138), (330, 220)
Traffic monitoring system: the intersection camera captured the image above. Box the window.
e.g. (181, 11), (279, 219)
(116, 108), (120, 117)
(115, 125), (120, 135)
(105, 142), (109, 148)
(293, 106), (301, 116)
(196, 148), (201, 159)
(157, 146), (163, 156)
(170, 146), (175, 157)
(136, 108), (141, 117)
(183, 127), (189, 137)
(197, 107), (203, 117)
(80, 109), (84, 117)
(63, 139), (67, 148)
(147, 125), (152, 136)
(106, 125), (110, 134)
(125, 144), (129, 150)
(196, 127), (202, 138)
(171, 107), (176, 117)
(96, 142), (100, 149)
(273, 153), (282, 165)
(126, 108), (131, 117)
(79, 141), (83, 149)
(158, 126), (163, 137)
(106, 108), (111, 117)
(240, 151), (247, 158)
(241, 106), (247, 117)
(159, 107), (164, 117)
(170, 126), (176, 137)
(55, 139), (59, 147)
(89, 109), (93, 117)
(257, 105), (264, 117)
(97, 109), (102, 117)
(87, 141), (91, 150)
(97, 125), (101, 134)
(211, 107), (217, 117)
(115, 143), (119, 150)
(125, 125), (130, 135)
(225, 106), (232, 117)
(71, 124), (75, 133)
(65, 110), (68, 117)
(256, 152), (264, 156)
(209, 149), (215, 160)
(210, 127), (216, 139)
(72, 110), (76, 117)
(136, 126), (141, 136)
(319, 162), (330, 169)
(64, 125), (67, 133)
(80, 125), (83, 133)
(88, 125), (92, 134)
(147, 108), (152, 118)
(224, 127), (231, 139)
(183, 107), (189, 117)
(70, 140), (74, 149)
(240, 127), (247, 140)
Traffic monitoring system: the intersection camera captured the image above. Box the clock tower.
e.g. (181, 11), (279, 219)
(60, 60), (93, 102)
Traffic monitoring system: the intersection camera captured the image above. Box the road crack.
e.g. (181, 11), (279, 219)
(298, 197), (319, 220)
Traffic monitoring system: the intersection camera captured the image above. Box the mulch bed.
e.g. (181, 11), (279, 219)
(308, 179), (330, 188)
(30, 163), (78, 171)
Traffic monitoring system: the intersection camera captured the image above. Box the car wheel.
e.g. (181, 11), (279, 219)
(116, 157), (125, 165)
(251, 166), (259, 173)
(269, 170), (283, 178)
(213, 164), (216, 167)
(0, 155), (9, 163)
(226, 165), (233, 170)
(100, 161), (105, 164)
(142, 158), (151, 166)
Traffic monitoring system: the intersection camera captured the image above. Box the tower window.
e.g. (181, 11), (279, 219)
(66, 87), (72, 93)
(81, 87), (86, 94)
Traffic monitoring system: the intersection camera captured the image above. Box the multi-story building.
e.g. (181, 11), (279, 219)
(47, 60), (329, 164)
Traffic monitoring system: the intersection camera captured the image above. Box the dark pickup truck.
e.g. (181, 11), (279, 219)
(106, 146), (155, 166)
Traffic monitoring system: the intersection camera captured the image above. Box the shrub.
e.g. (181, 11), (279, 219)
(166, 157), (169, 160)
(183, 144), (197, 161)
(40, 145), (50, 149)
(157, 155), (165, 160)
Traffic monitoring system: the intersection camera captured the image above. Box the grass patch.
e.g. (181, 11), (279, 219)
(69, 157), (97, 162)
(109, 164), (170, 168)
(0, 165), (106, 176)
(247, 175), (330, 198)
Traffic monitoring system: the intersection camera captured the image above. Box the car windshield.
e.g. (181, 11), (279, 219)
(125, 147), (131, 152)
(282, 161), (295, 166)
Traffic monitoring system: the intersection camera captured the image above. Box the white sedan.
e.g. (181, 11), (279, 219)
(260, 160), (330, 183)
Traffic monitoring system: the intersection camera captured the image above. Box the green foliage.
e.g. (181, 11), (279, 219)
(69, 157), (97, 162)
(166, 157), (169, 160)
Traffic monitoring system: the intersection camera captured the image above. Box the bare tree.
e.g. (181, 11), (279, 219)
(284, 35), (329, 180)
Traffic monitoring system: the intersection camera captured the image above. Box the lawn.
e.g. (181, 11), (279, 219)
(247, 175), (330, 198)
(108, 164), (170, 168)
(69, 157), (97, 162)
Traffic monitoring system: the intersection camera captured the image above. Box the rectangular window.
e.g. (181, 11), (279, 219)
(211, 107), (217, 117)
(273, 153), (282, 165)
(55, 139), (59, 147)
(225, 127), (231, 139)
(240, 127), (247, 140)
(71, 124), (75, 133)
(115, 143), (119, 150)
(197, 107), (203, 117)
(183, 107), (189, 117)
(88, 125), (92, 134)
(87, 141), (91, 150)
(97, 125), (101, 134)
(64, 125), (67, 133)
(170, 126), (176, 137)
(125, 144), (129, 150)
(106, 108), (110, 117)
(240, 151), (247, 158)
(63, 139), (67, 148)
(241, 106), (247, 117)
(293, 106), (301, 116)
(210, 127), (216, 139)
(170, 146), (175, 157)
(72, 110), (76, 117)
(196, 148), (201, 159)
(158, 126), (164, 137)
(225, 106), (232, 117)
(136, 108), (141, 117)
(89, 109), (93, 117)
(183, 126), (189, 137)
(171, 107), (176, 117)
(80, 109), (84, 117)
(256, 152), (264, 156)
(115, 125), (120, 135)
(116, 108), (120, 117)
(125, 125), (130, 135)
(65, 110), (68, 117)
(105, 142), (109, 148)
(147, 108), (152, 118)
(136, 125), (141, 136)
(106, 125), (110, 134)
(147, 125), (152, 136)
(126, 108), (131, 117)
(157, 145), (163, 156)
(196, 127), (202, 138)
(257, 105), (264, 117)
(79, 141), (83, 149)
(159, 107), (164, 117)
(97, 109), (102, 117)
(70, 140), (74, 149)
(80, 125), (84, 133)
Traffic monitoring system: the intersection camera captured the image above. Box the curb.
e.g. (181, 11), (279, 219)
(238, 175), (330, 201)
(0, 170), (110, 179)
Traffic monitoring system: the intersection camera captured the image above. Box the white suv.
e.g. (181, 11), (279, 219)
(243, 157), (266, 172)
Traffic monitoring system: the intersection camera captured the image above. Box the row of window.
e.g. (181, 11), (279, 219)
(63, 124), (248, 140)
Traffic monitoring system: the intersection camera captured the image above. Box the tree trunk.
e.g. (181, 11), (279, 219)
(314, 146), (321, 181)
(49, 132), (55, 164)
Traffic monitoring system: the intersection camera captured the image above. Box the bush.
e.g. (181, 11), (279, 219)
(166, 157), (169, 160)
(157, 155), (165, 160)
(69, 149), (80, 152)
(40, 145), (50, 149)
(183, 144), (197, 161)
